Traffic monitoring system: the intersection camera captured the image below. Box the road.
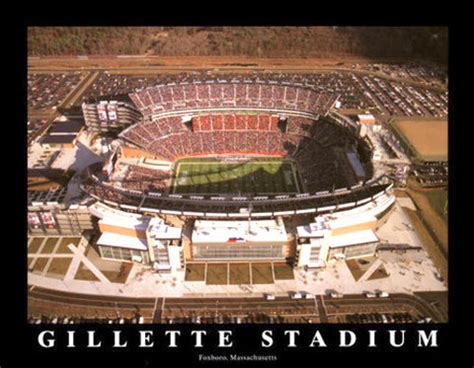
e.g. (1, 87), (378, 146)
(28, 286), (446, 323)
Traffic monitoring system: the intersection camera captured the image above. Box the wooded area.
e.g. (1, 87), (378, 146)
(28, 27), (447, 64)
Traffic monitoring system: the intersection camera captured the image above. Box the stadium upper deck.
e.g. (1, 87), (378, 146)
(129, 82), (339, 119)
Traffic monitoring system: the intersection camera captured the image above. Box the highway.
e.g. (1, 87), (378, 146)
(28, 286), (447, 323)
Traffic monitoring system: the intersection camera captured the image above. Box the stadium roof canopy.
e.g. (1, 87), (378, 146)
(40, 134), (76, 144)
(97, 232), (148, 251)
(49, 120), (83, 134)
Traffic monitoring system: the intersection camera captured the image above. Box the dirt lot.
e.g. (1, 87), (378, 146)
(393, 119), (447, 161)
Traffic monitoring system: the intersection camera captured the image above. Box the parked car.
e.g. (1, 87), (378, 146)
(290, 292), (303, 299)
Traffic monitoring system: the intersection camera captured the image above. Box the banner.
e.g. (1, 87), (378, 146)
(27, 213), (41, 229)
(40, 212), (56, 229)
(107, 103), (117, 121)
(97, 103), (108, 122)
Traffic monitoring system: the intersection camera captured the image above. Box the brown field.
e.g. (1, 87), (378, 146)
(56, 237), (81, 253)
(206, 264), (228, 285)
(185, 263), (206, 281)
(40, 237), (59, 254)
(346, 260), (365, 281)
(74, 263), (100, 281)
(102, 263), (133, 283)
(229, 263), (251, 284)
(394, 119), (447, 161)
(28, 238), (44, 254)
(273, 263), (295, 280)
(367, 264), (390, 280)
(46, 258), (73, 277)
(346, 256), (377, 281)
(28, 56), (372, 71)
(251, 264), (274, 284)
(32, 258), (49, 273)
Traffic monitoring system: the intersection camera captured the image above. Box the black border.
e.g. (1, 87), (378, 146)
(2, 17), (469, 368)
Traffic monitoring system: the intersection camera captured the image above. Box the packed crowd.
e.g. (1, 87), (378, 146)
(28, 73), (83, 109)
(192, 113), (280, 132)
(120, 164), (171, 192)
(129, 82), (338, 118)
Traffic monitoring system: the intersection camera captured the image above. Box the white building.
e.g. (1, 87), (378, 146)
(296, 191), (395, 269)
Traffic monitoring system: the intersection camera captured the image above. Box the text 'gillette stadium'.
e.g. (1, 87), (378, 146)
(55, 79), (397, 270)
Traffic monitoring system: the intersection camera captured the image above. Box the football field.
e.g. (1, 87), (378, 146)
(172, 157), (301, 195)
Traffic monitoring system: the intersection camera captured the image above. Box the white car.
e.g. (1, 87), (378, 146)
(330, 292), (343, 298)
(304, 293), (314, 299)
(378, 291), (390, 298)
(290, 292), (303, 299)
(365, 292), (377, 298)
(265, 294), (276, 300)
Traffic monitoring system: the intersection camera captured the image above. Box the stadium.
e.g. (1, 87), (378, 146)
(80, 78), (396, 274)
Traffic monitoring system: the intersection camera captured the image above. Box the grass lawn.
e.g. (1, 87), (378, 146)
(74, 262), (99, 281)
(28, 238), (44, 254)
(424, 189), (448, 222)
(185, 264), (206, 281)
(251, 263), (274, 284)
(273, 263), (295, 280)
(229, 263), (251, 284)
(40, 237), (59, 254)
(172, 157), (301, 195)
(56, 237), (81, 253)
(206, 264), (228, 285)
(31, 258), (49, 273)
(46, 257), (73, 277)
(102, 263), (133, 283)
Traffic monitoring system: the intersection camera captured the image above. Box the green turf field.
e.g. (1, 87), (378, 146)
(172, 157), (301, 195)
